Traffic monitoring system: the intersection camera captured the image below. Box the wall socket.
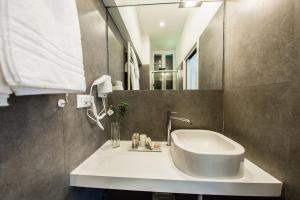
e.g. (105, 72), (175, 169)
(77, 95), (93, 108)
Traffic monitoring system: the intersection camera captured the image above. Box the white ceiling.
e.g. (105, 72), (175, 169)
(103, 0), (180, 7)
(136, 4), (191, 50)
(105, 0), (223, 53)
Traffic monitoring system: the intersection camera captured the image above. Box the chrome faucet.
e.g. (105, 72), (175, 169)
(167, 111), (192, 146)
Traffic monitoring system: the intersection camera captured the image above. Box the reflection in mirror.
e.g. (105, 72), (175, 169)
(106, 0), (224, 91)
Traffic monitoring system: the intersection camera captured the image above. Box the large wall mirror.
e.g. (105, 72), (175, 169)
(105, 0), (224, 91)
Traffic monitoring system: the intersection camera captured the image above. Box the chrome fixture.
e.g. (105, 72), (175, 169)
(167, 111), (192, 146)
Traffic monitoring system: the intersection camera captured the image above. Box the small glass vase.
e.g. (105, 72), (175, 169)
(110, 122), (120, 148)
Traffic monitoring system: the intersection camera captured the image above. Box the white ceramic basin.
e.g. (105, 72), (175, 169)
(171, 130), (245, 179)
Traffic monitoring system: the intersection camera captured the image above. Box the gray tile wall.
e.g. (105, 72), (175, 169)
(0, 0), (108, 199)
(109, 90), (223, 141)
(286, 1), (300, 200)
(139, 65), (150, 90)
(223, 0), (299, 200)
(0, 0), (224, 199)
(1, 1), (299, 200)
(108, 13), (126, 85)
(198, 4), (224, 90)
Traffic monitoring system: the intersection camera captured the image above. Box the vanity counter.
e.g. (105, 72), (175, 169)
(70, 141), (282, 197)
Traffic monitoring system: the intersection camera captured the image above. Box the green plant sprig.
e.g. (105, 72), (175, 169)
(110, 101), (129, 122)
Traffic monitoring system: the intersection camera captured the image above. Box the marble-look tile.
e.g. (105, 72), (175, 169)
(224, 84), (292, 181)
(224, 1), (299, 200)
(0, 0), (110, 200)
(199, 4), (224, 90)
(285, 15), (300, 198)
(63, 95), (107, 174)
(140, 65), (150, 90)
(76, 0), (108, 87)
(109, 90), (223, 141)
(163, 91), (223, 132)
(295, 0), (300, 81)
(224, 0), (294, 89)
(108, 13), (126, 84)
(0, 95), (66, 200)
(286, 130), (300, 200)
(65, 0), (109, 199)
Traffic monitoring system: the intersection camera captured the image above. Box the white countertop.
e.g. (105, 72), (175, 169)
(70, 141), (282, 197)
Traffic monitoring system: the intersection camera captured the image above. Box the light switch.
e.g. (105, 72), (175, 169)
(77, 95), (93, 108)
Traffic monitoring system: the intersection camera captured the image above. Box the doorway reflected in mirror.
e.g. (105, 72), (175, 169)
(106, 1), (224, 91)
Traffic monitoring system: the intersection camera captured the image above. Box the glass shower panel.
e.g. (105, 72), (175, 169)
(154, 54), (162, 70)
(165, 54), (173, 70)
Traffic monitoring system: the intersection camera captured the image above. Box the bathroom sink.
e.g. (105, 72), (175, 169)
(170, 130), (245, 178)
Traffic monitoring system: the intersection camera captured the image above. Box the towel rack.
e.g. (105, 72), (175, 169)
(127, 42), (131, 90)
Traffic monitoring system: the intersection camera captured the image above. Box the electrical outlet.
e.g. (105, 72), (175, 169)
(77, 95), (93, 108)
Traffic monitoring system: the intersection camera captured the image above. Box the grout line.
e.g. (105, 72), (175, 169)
(61, 106), (68, 196)
(224, 81), (291, 91)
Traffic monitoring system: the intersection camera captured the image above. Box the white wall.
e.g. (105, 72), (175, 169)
(108, 1), (222, 66)
(175, 2), (223, 66)
(141, 35), (150, 64)
(118, 7), (150, 65)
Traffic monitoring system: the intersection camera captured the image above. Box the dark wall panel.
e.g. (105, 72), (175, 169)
(286, 1), (300, 200)
(0, 95), (66, 200)
(199, 4), (224, 90)
(109, 90), (223, 141)
(108, 13), (126, 85)
(0, 0), (108, 199)
(65, 0), (108, 183)
(140, 65), (150, 90)
(223, 0), (299, 200)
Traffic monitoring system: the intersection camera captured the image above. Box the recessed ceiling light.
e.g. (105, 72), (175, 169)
(159, 21), (165, 27)
(185, 0), (197, 8)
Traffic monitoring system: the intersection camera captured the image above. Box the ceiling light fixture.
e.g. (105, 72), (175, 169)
(179, 0), (203, 8)
(159, 21), (165, 27)
(185, 0), (197, 7)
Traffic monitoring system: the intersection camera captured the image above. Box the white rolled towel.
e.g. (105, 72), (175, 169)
(0, 66), (12, 106)
(130, 47), (140, 79)
(0, 0), (86, 97)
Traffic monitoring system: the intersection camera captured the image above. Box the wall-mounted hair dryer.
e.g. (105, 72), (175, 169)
(93, 75), (113, 97)
(87, 75), (112, 130)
